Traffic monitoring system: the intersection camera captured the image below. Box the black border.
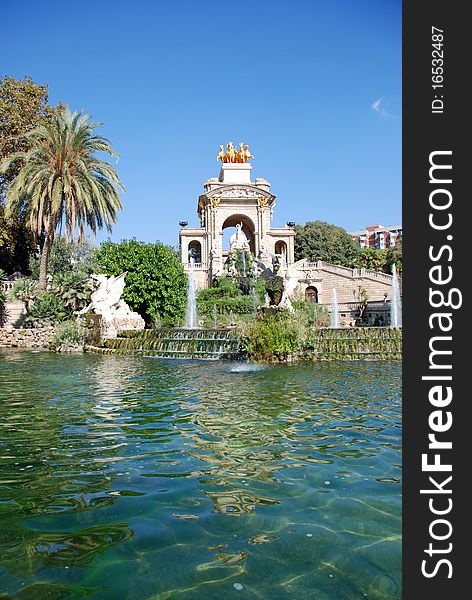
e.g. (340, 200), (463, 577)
(403, 1), (467, 596)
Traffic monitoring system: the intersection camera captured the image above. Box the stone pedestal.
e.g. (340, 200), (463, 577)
(218, 163), (252, 184)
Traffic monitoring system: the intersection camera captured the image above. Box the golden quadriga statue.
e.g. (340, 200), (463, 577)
(217, 142), (254, 163)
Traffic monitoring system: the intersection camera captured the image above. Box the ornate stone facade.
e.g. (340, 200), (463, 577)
(179, 162), (295, 289)
(179, 159), (398, 323)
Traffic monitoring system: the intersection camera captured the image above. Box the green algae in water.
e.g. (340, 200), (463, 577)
(0, 351), (401, 599)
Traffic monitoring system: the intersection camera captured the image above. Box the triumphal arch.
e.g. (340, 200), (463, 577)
(179, 142), (295, 289)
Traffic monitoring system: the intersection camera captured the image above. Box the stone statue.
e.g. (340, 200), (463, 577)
(210, 237), (219, 257)
(81, 274), (126, 315)
(229, 223), (250, 251)
(79, 273), (145, 339)
(258, 241), (268, 259)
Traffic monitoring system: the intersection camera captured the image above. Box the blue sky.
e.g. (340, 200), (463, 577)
(3, 0), (401, 247)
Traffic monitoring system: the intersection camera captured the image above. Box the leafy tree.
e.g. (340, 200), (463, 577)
(354, 241), (402, 275)
(1, 106), (124, 289)
(94, 239), (187, 325)
(28, 236), (96, 279)
(385, 239), (402, 275)
(0, 76), (52, 273)
(294, 220), (360, 266)
(356, 247), (388, 272)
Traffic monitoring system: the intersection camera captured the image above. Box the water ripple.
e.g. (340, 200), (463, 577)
(0, 350), (401, 599)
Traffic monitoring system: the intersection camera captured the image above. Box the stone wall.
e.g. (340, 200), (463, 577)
(286, 260), (398, 304)
(0, 326), (55, 348)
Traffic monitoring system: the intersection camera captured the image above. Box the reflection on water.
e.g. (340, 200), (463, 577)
(0, 350), (401, 599)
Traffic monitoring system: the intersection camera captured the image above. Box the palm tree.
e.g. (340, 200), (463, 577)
(0, 106), (124, 289)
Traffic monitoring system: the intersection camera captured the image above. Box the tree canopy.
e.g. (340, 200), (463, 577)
(294, 220), (360, 266)
(356, 241), (402, 275)
(94, 240), (187, 325)
(0, 76), (52, 273)
(1, 106), (124, 288)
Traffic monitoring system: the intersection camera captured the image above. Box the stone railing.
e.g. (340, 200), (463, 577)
(298, 260), (397, 284)
(184, 262), (208, 271)
(1, 281), (15, 293)
(353, 269), (393, 283)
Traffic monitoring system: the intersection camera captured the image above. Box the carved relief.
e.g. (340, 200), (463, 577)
(206, 186), (273, 202)
(258, 197), (269, 208)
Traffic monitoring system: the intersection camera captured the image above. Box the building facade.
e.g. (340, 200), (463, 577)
(349, 224), (402, 249)
(179, 160), (295, 289)
(179, 153), (399, 325)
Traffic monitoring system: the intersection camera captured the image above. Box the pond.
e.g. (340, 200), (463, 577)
(0, 351), (401, 599)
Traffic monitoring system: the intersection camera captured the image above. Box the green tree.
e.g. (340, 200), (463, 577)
(1, 106), (124, 289)
(356, 247), (388, 272)
(28, 236), (96, 279)
(0, 76), (52, 273)
(294, 220), (360, 266)
(94, 239), (187, 325)
(385, 239), (402, 275)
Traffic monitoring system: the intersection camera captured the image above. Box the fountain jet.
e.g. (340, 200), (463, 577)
(331, 288), (340, 328)
(390, 264), (402, 327)
(185, 257), (198, 329)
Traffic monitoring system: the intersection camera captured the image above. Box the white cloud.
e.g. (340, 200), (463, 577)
(371, 98), (396, 119)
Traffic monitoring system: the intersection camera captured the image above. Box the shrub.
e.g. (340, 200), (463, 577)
(94, 239), (187, 325)
(50, 320), (84, 347)
(197, 276), (265, 319)
(0, 269), (5, 304)
(51, 270), (94, 311)
(22, 293), (70, 327)
(242, 311), (303, 361)
(7, 278), (38, 306)
(291, 300), (330, 327)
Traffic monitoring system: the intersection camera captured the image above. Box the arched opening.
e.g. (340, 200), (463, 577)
(221, 214), (256, 255)
(305, 286), (319, 303)
(274, 240), (288, 258)
(188, 240), (202, 263)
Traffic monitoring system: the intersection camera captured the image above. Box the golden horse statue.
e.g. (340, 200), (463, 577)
(217, 142), (254, 163)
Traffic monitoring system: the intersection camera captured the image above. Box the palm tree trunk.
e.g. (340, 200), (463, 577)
(38, 224), (55, 291)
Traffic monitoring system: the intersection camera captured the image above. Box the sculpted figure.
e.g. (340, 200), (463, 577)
(217, 145), (226, 162)
(80, 273), (127, 316)
(236, 142), (245, 163)
(229, 223), (250, 251)
(243, 144), (254, 162)
(226, 142), (236, 163)
(259, 241), (268, 258)
(217, 141), (254, 163)
(79, 272), (145, 337)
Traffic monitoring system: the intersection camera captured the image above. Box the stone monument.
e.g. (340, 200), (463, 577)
(80, 273), (145, 339)
(179, 142), (296, 289)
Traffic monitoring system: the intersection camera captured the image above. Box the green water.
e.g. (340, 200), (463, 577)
(0, 351), (401, 599)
